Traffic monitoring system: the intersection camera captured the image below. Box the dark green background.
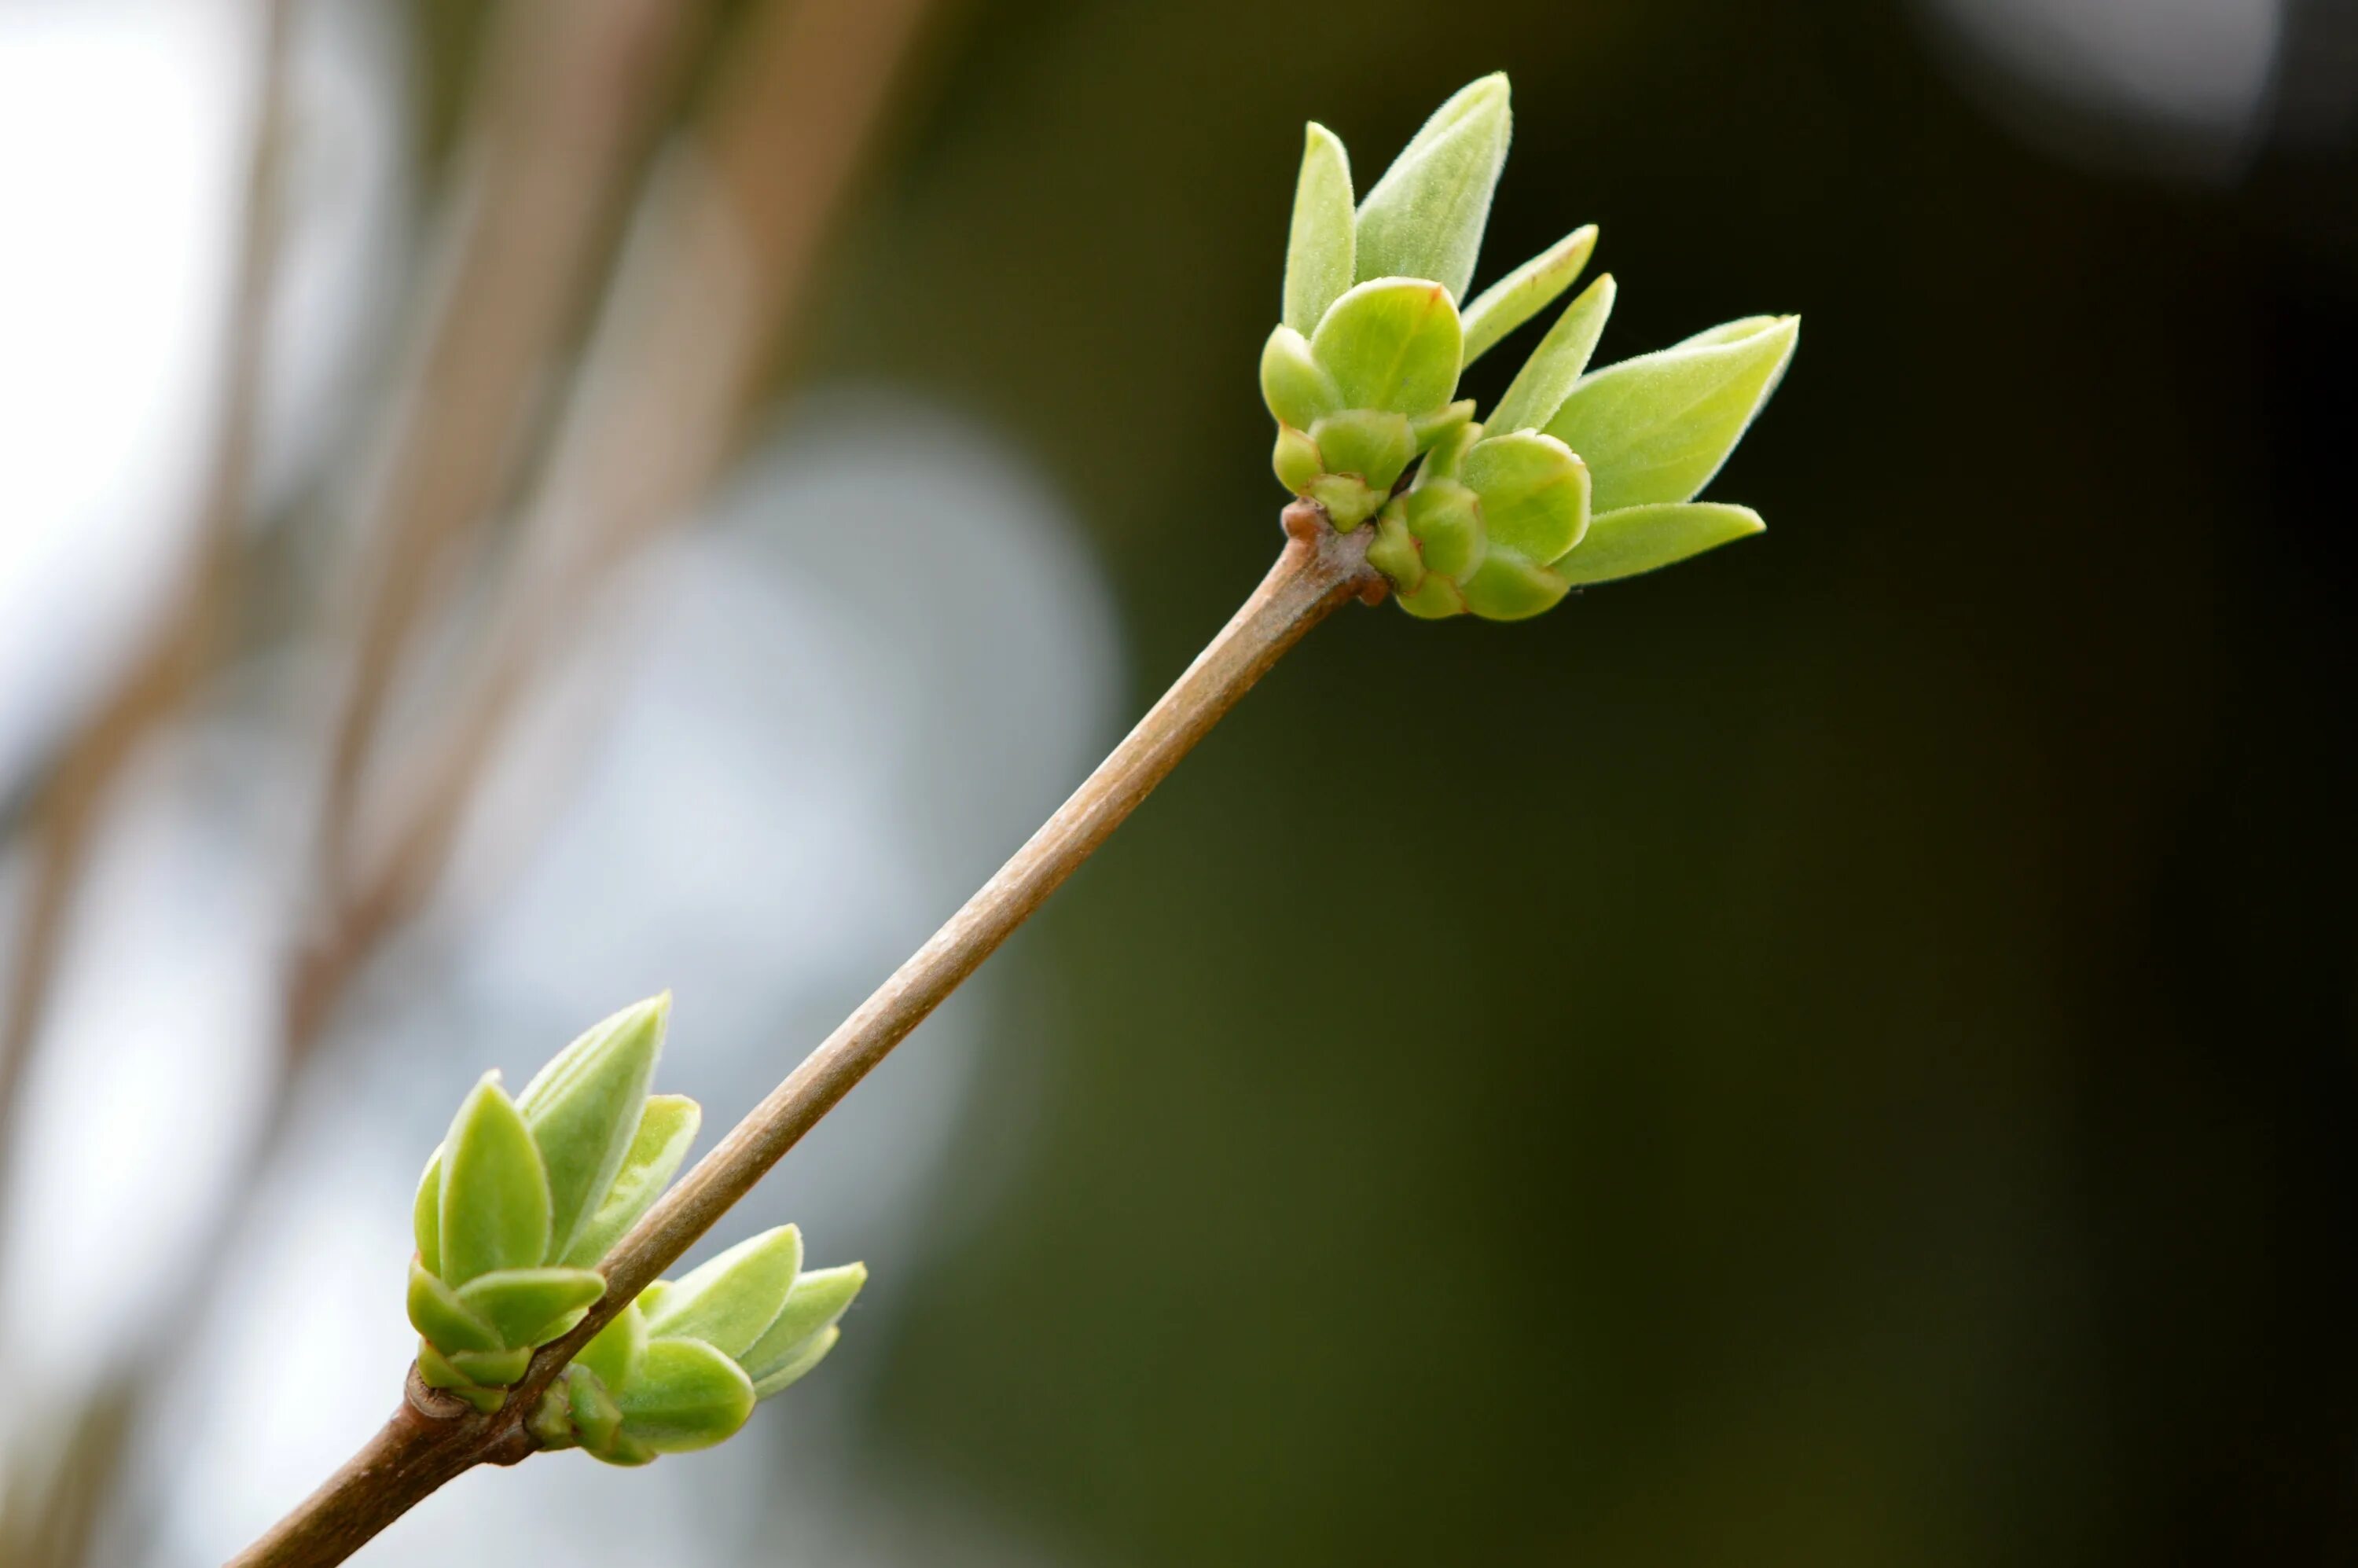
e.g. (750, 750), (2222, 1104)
(450, 0), (2358, 1560)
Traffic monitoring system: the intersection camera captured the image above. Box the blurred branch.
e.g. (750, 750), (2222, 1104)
(0, 6), (297, 1559)
(310, 0), (696, 912)
(319, 0), (942, 966)
(232, 509), (1384, 1568)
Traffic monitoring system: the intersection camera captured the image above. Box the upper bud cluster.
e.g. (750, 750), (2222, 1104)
(407, 996), (863, 1463)
(1262, 75), (1798, 619)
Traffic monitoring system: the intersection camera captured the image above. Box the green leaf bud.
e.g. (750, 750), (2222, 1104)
(436, 1074), (552, 1287)
(1366, 505), (1425, 593)
(641, 1225), (805, 1361)
(1394, 573), (1469, 620)
(1461, 225), (1596, 366)
(566, 1364), (626, 1453)
(1309, 278), (1463, 418)
(613, 1337), (756, 1454)
(1551, 501), (1765, 586)
(1487, 272), (1616, 436)
(445, 1346), (534, 1386)
(406, 1258), (501, 1353)
(741, 1262), (867, 1389)
(1459, 546), (1570, 621)
(1282, 123), (1354, 335)
(516, 993), (670, 1262)
(750, 1324), (840, 1400)
(1545, 315), (1798, 513)
(1272, 425), (1324, 495)
(1460, 431), (1589, 563)
(1306, 409), (1415, 498)
(1259, 325), (1342, 430)
(417, 1342), (509, 1412)
(1398, 479), (1485, 580)
(412, 1155), (443, 1276)
(454, 1266), (607, 1348)
(560, 1092), (701, 1268)
(1353, 74), (1511, 300)
(577, 1298), (650, 1392)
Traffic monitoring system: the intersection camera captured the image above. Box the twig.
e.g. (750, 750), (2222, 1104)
(311, 0), (695, 907)
(0, 6), (296, 1562)
(230, 509), (1385, 1568)
(325, 0), (939, 946)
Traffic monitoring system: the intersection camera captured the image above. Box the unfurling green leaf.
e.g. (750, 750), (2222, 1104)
(1544, 315), (1798, 513)
(1353, 73), (1511, 300)
(454, 1267), (607, 1347)
(412, 1155), (443, 1276)
(560, 1092), (701, 1268)
(1309, 278), (1464, 417)
(743, 1262), (867, 1389)
(1459, 431), (1589, 563)
(1282, 124), (1354, 335)
(751, 1325), (841, 1399)
(1552, 501), (1765, 586)
(613, 1337), (757, 1454)
(1462, 225), (1596, 365)
(1259, 325), (1341, 431)
(1486, 272), (1617, 436)
(578, 1299), (650, 1391)
(1459, 546), (1570, 621)
(406, 1259), (499, 1353)
(516, 993), (670, 1261)
(436, 1074), (551, 1287)
(642, 1226), (806, 1360)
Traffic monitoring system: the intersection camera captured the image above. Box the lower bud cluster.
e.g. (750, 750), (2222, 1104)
(527, 1227), (865, 1465)
(405, 996), (865, 1462)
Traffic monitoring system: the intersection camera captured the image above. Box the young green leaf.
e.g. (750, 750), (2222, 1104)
(615, 1337), (757, 1453)
(454, 1266), (608, 1348)
(1459, 546), (1570, 621)
(742, 1261), (867, 1385)
(1259, 325), (1342, 430)
(445, 1346), (534, 1386)
(641, 1225), (805, 1359)
(1309, 278), (1463, 416)
(1486, 272), (1616, 435)
(436, 1074), (553, 1286)
(750, 1324), (841, 1400)
(412, 1155), (443, 1276)
(1282, 123), (1354, 335)
(1461, 225), (1596, 366)
(560, 1093), (702, 1268)
(416, 1342), (508, 1413)
(1545, 316), (1798, 513)
(1354, 74), (1511, 299)
(1551, 501), (1765, 586)
(516, 993), (669, 1261)
(577, 1299), (650, 1392)
(566, 1365), (626, 1453)
(1306, 409), (1416, 490)
(407, 1259), (500, 1353)
(1398, 479), (1485, 580)
(1461, 431), (1590, 563)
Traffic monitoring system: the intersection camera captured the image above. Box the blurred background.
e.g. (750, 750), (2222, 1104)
(1, 0), (2354, 1562)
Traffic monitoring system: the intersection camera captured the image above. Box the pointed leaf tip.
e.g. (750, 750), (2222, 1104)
(1551, 501), (1766, 586)
(1462, 225), (1597, 366)
(744, 1261), (868, 1386)
(642, 1225), (806, 1360)
(1355, 75), (1512, 300)
(518, 996), (670, 1262)
(1282, 123), (1355, 335)
(1488, 272), (1616, 436)
(438, 1074), (553, 1285)
(1545, 315), (1797, 513)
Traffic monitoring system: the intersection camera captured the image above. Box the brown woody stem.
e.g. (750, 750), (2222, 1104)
(230, 509), (1384, 1567)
